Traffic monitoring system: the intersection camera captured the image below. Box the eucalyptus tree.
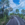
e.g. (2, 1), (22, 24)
(16, 9), (19, 14)
(4, 7), (13, 17)
(7, 7), (13, 15)
(9, 7), (13, 11)
(0, 0), (9, 7)
(16, 9), (19, 16)
(0, 0), (9, 14)
(21, 9), (25, 15)
(0, 0), (5, 5)
(0, 0), (9, 18)
(6, 0), (9, 7)
(21, 9), (25, 19)
(4, 9), (8, 16)
(0, 8), (4, 18)
(0, 5), (4, 18)
(1, 0), (5, 2)
(7, 7), (13, 12)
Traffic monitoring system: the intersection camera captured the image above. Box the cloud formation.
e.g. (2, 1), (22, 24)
(9, 0), (25, 9)
(9, 0), (17, 9)
(9, 0), (25, 13)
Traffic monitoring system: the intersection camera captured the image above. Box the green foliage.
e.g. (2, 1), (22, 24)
(3, 15), (10, 25)
(10, 13), (13, 15)
(23, 16), (25, 20)
(1, 0), (5, 2)
(0, 8), (2, 11)
(0, 15), (10, 25)
(18, 14), (23, 19)
(0, 8), (4, 19)
(0, 14), (4, 19)
(4, 9), (8, 16)
(4, 15), (7, 21)
(8, 7), (13, 11)
(21, 9), (25, 14)
(14, 14), (17, 15)
(6, 0), (9, 7)
(10, 13), (17, 16)
(16, 9), (19, 13)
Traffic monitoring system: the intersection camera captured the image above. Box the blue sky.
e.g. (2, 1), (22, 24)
(0, 0), (25, 9)
(9, 0), (25, 9)
(9, 0), (25, 13)
(0, 0), (25, 14)
(0, 0), (1, 1)
(13, 0), (20, 4)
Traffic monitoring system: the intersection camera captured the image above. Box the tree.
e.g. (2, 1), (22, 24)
(6, 0), (9, 7)
(0, 7), (4, 18)
(21, 9), (25, 18)
(1, 0), (9, 7)
(0, 0), (9, 18)
(1, 0), (5, 2)
(0, 2), (2, 4)
(21, 9), (25, 15)
(13, 12), (15, 15)
(4, 9), (8, 16)
(8, 7), (13, 12)
(16, 9), (19, 14)
(8, 7), (13, 15)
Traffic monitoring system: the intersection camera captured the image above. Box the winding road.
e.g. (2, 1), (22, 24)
(6, 16), (25, 25)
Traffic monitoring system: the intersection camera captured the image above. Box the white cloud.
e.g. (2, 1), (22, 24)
(9, 0), (17, 9)
(1, 0), (25, 9)
(9, 0), (25, 13)
(9, 0), (25, 9)
(19, 0), (25, 8)
(19, 0), (25, 3)
(1, 0), (25, 13)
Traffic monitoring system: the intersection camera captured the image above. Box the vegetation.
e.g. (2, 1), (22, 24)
(1, 0), (5, 2)
(10, 9), (25, 20)
(16, 9), (19, 14)
(21, 9), (25, 15)
(0, 0), (10, 25)
(0, 0), (25, 25)
(0, 8), (4, 18)
(0, 15), (10, 25)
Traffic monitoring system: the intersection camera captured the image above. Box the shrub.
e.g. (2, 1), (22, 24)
(0, 14), (3, 19)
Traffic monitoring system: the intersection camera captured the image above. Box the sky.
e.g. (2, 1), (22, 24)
(0, 0), (1, 1)
(9, 0), (25, 9)
(9, 0), (25, 13)
(0, 0), (25, 14)
(13, 0), (20, 4)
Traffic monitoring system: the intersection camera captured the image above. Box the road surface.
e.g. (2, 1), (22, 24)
(6, 16), (25, 25)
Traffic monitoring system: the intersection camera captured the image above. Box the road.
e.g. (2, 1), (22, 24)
(6, 16), (25, 25)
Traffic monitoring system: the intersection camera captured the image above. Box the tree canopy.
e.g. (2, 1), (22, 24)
(21, 9), (25, 14)
(16, 9), (19, 13)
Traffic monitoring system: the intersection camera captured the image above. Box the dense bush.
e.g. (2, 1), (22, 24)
(10, 13), (13, 15)
(0, 14), (3, 19)
(0, 15), (10, 25)
(18, 14), (24, 19)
